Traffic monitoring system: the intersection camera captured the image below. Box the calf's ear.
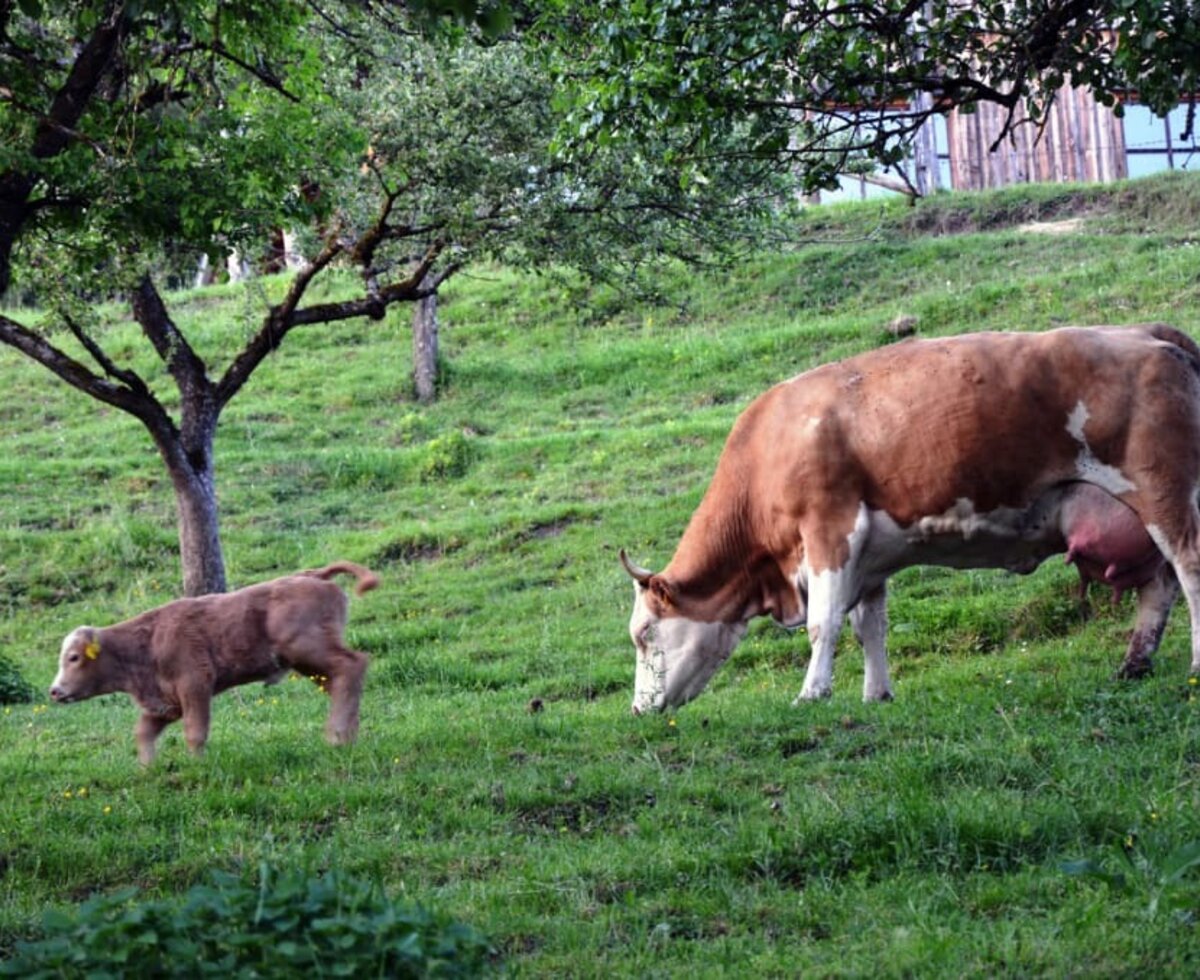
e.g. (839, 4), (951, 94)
(82, 628), (100, 660)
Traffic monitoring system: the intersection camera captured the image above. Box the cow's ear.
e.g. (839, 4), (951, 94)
(648, 577), (676, 611)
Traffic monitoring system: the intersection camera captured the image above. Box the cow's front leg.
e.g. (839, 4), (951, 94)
(795, 507), (870, 703)
(795, 564), (856, 701)
(135, 711), (176, 766)
(850, 584), (893, 702)
(1118, 565), (1178, 679)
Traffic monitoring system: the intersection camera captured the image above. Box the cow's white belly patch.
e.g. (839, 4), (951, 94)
(916, 497), (1022, 541)
(860, 497), (1065, 584)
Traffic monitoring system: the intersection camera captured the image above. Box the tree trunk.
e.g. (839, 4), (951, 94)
(168, 450), (227, 596)
(131, 275), (228, 596)
(413, 289), (440, 404)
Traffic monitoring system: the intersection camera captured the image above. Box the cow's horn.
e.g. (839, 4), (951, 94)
(619, 549), (654, 586)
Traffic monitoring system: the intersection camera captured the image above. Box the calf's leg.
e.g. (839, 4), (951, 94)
(178, 686), (213, 755)
(284, 625), (369, 745)
(323, 647), (368, 745)
(135, 711), (176, 766)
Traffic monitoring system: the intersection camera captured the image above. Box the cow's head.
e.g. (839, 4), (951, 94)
(49, 627), (104, 704)
(621, 551), (747, 715)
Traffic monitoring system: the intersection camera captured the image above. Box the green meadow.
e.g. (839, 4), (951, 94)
(3, 173), (1200, 976)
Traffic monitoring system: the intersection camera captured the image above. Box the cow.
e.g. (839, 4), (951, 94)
(621, 325), (1200, 715)
(49, 561), (379, 764)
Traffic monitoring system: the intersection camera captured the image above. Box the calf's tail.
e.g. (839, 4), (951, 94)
(304, 561), (381, 596)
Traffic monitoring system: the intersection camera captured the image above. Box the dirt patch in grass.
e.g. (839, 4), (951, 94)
(1018, 218), (1084, 235)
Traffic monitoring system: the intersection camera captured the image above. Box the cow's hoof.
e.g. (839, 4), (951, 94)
(1116, 659), (1153, 681)
(793, 688), (832, 704)
(863, 689), (894, 703)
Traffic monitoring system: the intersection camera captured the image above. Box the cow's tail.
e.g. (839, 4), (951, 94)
(304, 561), (380, 596)
(1140, 322), (1200, 372)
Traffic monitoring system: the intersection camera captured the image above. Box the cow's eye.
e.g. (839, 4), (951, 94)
(67, 653), (80, 664)
(636, 623), (655, 650)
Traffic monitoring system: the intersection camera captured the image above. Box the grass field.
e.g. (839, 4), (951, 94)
(3, 173), (1200, 976)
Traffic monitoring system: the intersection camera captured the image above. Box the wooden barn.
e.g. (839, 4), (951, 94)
(937, 85), (1128, 190)
(832, 85), (1195, 201)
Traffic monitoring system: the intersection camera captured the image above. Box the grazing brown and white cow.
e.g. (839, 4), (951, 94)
(622, 325), (1200, 714)
(49, 561), (379, 763)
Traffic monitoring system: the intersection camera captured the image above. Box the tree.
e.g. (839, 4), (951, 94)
(545, 0), (1200, 194)
(0, 2), (804, 594)
(1, 2), (358, 594)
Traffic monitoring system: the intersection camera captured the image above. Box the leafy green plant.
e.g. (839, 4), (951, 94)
(1063, 833), (1200, 920)
(420, 430), (476, 482)
(0, 653), (33, 704)
(0, 865), (496, 978)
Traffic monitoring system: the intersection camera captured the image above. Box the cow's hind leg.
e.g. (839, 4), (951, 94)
(1117, 565), (1178, 679)
(851, 585), (893, 702)
(1172, 535), (1200, 677)
(1138, 495), (1200, 676)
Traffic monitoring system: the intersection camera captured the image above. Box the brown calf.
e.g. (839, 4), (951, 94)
(49, 561), (379, 764)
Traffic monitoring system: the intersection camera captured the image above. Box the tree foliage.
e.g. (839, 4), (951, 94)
(319, 20), (800, 302)
(0, 1), (805, 593)
(545, 0), (1200, 192)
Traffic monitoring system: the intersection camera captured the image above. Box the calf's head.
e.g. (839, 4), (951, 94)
(49, 627), (105, 703)
(621, 552), (746, 715)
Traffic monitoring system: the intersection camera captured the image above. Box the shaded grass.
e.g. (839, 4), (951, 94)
(4, 174), (1200, 975)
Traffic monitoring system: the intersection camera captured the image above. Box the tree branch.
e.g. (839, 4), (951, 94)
(0, 312), (176, 442)
(287, 248), (442, 327)
(61, 311), (150, 395)
(206, 40), (301, 104)
(215, 234), (344, 406)
(32, 1), (127, 161)
(131, 275), (209, 384)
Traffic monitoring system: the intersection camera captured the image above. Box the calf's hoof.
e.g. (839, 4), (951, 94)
(793, 687), (832, 704)
(863, 689), (894, 703)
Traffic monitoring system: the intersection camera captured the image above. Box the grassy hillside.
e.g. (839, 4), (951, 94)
(3, 171), (1200, 976)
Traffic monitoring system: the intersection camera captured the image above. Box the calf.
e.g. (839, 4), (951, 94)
(50, 561), (379, 764)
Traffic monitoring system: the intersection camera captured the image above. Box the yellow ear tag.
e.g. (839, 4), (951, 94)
(84, 641), (100, 660)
